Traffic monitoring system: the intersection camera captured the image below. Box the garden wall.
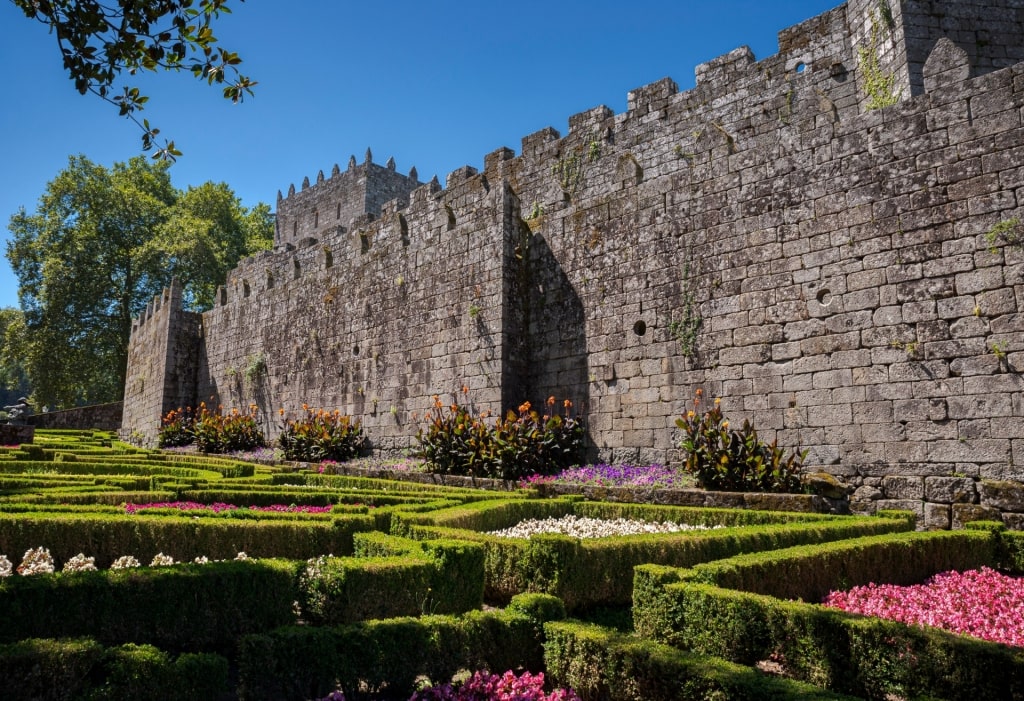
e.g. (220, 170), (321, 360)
(30, 402), (123, 432)
(123, 0), (1024, 528)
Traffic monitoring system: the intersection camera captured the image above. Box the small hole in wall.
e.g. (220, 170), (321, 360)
(352, 346), (360, 357)
(795, 62), (806, 73)
(816, 289), (832, 306)
(633, 320), (647, 336)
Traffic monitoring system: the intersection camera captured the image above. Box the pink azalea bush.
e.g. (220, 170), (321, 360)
(409, 670), (581, 701)
(822, 567), (1024, 647)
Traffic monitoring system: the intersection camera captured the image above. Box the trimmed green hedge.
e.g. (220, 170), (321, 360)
(350, 532), (485, 616)
(675, 529), (997, 602)
(0, 511), (375, 565)
(408, 513), (913, 610)
(632, 530), (1024, 700)
(966, 520), (1024, 573)
(0, 637), (228, 701)
(0, 559), (298, 652)
(237, 592), (566, 701)
(298, 535), (486, 625)
(544, 622), (859, 700)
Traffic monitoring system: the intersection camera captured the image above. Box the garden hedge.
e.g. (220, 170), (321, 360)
(543, 621), (860, 700)
(632, 529), (1024, 700)
(0, 637), (228, 701)
(0, 510), (375, 565)
(0, 559), (298, 652)
(237, 592), (565, 701)
(405, 509), (913, 610)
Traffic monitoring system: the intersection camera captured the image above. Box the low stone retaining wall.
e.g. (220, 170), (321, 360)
(31, 402), (123, 431)
(850, 473), (1024, 530)
(316, 463), (847, 516)
(0, 425), (34, 445)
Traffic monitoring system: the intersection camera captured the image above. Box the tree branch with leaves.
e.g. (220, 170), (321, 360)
(11, 0), (256, 160)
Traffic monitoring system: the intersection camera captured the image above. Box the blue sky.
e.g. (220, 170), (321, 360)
(0, 0), (841, 310)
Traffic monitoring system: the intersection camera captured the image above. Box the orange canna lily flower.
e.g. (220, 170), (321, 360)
(564, 399), (572, 409)
(547, 396), (556, 406)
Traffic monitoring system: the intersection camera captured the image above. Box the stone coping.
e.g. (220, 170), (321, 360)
(315, 463), (849, 515)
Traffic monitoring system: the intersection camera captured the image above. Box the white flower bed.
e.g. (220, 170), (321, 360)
(0, 550), (252, 576)
(486, 515), (718, 539)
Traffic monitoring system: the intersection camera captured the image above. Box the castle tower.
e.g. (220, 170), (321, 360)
(274, 156), (421, 247)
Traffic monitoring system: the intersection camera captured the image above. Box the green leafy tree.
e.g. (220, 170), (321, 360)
(5, 154), (272, 409)
(10, 0), (256, 159)
(151, 182), (272, 309)
(0, 308), (31, 407)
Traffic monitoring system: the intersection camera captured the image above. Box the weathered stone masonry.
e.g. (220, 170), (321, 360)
(124, 0), (1024, 528)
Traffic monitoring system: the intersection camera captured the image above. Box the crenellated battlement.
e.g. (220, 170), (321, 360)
(273, 151), (421, 248)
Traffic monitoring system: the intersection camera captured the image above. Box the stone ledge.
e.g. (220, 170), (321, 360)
(314, 462), (848, 515)
(0, 425), (34, 446)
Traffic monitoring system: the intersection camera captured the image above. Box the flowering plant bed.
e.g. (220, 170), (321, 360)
(823, 566), (1024, 647)
(521, 463), (696, 489)
(124, 500), (335, 515)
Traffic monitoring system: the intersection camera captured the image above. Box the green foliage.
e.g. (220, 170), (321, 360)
(632, 530), (1023, 700)
(298, 555), (435, 625)
(543, 622), (858, 700)
(11, 0), (255, 159)
(83, 644), (229, 700)
(0, 308), (30, 403)
(0, 509), (374, 565)
(237, 604), (550, 701)
(158, 407), (196, 448)
(154, 183), (274, 310)
(670, 248), (702, 360)
(409, 511), (908, 611)
(985, 217), (1023, 253)
(278, 407), (366, 462)
(298, 539), (484, 625)
(0, 560), (298, 652)
(5, 155), (273, 408)
(552, 148), (585, 195)
(676, 391), (806, 493)
(413, 393), (586, 480)
(0, 637), (228, 701)
(190, 403), (265, 453)
(857, 12), (900, 110)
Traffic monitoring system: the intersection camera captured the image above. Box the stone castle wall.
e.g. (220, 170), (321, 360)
(122, 282), (200, 440)
(123, 0), (1024, 528)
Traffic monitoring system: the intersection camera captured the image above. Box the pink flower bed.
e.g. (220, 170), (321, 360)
(409, 670), (580, 701)
(124, 501), (334, 515)
(822, 567), (1024, 647)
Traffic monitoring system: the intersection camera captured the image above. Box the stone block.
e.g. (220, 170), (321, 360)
(923, 476), (976, 503)
(875, 499), (924, 519)
(952, 503), (1003, 529)
(881, 475), (925, 500)
(923, 502), (951, 530)
(979, 480), (1024, 512)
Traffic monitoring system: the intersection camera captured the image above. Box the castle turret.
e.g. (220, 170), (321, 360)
(274, 155), (422, 247)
